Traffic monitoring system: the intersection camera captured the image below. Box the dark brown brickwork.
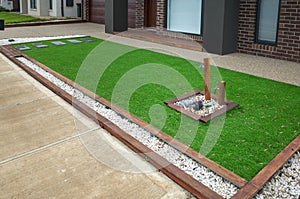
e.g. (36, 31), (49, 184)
(156, 0), (166, 29)
(135, 0), (144, 28)
(83, 0), (90, 21)
(238, 0), (300, 62)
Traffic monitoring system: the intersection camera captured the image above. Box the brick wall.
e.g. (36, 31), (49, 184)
(238, 0), (300, 62)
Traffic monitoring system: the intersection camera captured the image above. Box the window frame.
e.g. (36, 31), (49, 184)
(49, 0), (53, 10)
(255, 0), (281, 46)
(66, 0), (74, 7)
(30, 0), (37, 9)
(166, 0), (204, 36)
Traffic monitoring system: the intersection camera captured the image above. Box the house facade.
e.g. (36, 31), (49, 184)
(0, 0), (19, 11)
(84, 0), (300, 63)
(20, 0), (81, 17)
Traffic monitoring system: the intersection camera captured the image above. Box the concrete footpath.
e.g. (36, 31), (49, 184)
(0, 54), (187, 198)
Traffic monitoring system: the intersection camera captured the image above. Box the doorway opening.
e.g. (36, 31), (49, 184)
(144, 0), (157, 27)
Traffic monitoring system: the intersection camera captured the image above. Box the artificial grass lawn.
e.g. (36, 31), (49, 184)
(16, 37), (300, 180)
(0, 12), (45, 24)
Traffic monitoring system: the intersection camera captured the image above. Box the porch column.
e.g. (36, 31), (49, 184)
(202, 0), (240, 55)
(20, 0), (28, 14)
(39, 0), (49, 16)
(105, 0), (128, 33)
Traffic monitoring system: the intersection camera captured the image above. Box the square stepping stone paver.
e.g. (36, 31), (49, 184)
(67, 39), (82, 44)
(15, 46), (31, 51)
(51, 41), (66, 46)
(32, 44), (48, 48)
(80, 38), (96, 42)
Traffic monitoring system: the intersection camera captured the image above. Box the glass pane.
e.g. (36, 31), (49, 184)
(167, 0), (202, 35)
(258, 0), (280, 42)
(31, 0), (36, 9)
(66, 0), (74, 7)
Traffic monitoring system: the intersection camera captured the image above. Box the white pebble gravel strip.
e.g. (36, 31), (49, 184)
(254, 150), (300, 199)
(0, 35), (86, 46)
(16, 56), (238, 198)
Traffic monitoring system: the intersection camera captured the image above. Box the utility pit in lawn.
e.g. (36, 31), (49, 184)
(165, 58), (239, 123)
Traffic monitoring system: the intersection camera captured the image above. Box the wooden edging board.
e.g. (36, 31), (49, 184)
(0, 45), (223, 199)
(231, 134), (300, 198)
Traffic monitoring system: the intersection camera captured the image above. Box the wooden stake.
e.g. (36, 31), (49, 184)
(218, 81), (226, 105)
(204, 58), (211, 100)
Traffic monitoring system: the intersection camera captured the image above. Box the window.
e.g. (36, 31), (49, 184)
(49, 0), (53, 10)
(167, 0), (203, 35)
(256, 0), (281, 45)
(30, 0), (36, 9)
(66, 0), (74, 7)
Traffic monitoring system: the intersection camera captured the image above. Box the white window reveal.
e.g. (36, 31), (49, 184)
(167, 0), (202, 35)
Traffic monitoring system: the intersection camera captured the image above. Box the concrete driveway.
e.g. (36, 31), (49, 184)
(0, 54), (187, 198)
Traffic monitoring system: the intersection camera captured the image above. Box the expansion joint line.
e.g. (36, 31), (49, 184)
(0, 127), (101, 166)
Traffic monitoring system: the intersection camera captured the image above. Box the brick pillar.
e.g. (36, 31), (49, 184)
(156, 0), (166, 30)
(135, 0), (144, 28)
(83, 0), (89, 21)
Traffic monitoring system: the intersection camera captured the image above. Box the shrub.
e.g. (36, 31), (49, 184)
(0, 6), (9, 12)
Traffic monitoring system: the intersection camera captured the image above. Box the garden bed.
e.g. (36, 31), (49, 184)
(11, 36), (300, 181)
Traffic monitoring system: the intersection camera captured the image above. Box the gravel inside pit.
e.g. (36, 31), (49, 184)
(175, 94), (224, 117)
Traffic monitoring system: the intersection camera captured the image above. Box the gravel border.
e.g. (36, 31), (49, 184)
(254, 150), (300, 199)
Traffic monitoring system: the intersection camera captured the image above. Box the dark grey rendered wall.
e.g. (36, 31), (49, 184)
(105, 0), (128, 33)
(203, 0), (240, 55)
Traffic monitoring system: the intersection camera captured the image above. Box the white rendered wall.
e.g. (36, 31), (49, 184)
(20, 0), (28, 14)
(24, 0), (81, 17)
(49, 0), (59, 17)
(28, 0), (38, 16)
(39, 0), (49, 16)
(63, 0), (81, 17)
(49, 0), (81, 17)
(0, 0), (13, 10)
